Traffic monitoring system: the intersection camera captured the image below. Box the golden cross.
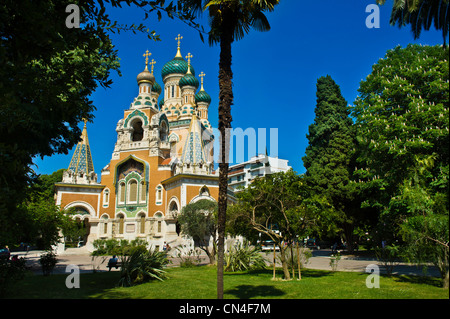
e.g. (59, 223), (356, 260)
(149, 59), (156, 74)
(199, 71), (206, 85)
(175, 34), (183, 48)
(143, 50), (151, 67)
(185, 53), (193, 66)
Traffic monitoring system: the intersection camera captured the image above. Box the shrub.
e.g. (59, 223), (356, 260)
(330, 252), (341, 272)
(176, 245), (202, 268)
(39, 251), (58, 276)
(118, 248), (170, 287)
(225, 242), (266, 272)
(375, 244), (401, 276)
(280, 246), (312, 269)
(0, 257), (28, 296)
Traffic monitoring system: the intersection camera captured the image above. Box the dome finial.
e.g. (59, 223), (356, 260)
(199, 71), (205, 91)
(137, 50), (155, 85)
(175, 34), (183, 58)
(149, 59), (156, 74)
(185, 53), (193, 74)
(143, 50), (151, 70)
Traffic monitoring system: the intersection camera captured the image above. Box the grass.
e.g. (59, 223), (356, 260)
(5, 266), (449, 299)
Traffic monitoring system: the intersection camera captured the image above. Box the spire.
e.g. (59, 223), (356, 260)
(199, 71), (206, 91)
(185, 53), (193, 74)
(150, 58), (156, 74)
(143, 50), (151, 70)
(137, 50), (155, 85)
(67, 119), (95, 177)
(175, 34), (183, 58)
(181, 111), (207, 166)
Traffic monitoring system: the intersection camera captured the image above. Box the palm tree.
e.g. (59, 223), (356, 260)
(377, 0), (449, 46)
(181, 0), (279, 299)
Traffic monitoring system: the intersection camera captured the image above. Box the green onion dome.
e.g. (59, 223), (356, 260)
(179, 72), (199, 89)
(161, 57), (195, 79)
(152, 81), (162, 95)
(195, 89), (211, 104)
(159, 98), (164, 109)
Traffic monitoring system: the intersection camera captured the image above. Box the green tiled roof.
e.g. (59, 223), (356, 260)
(161, 57), (195, 79)
(179, 73), (199, 89)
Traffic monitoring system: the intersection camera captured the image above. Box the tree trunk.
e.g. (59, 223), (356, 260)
(296, 241), (302, 280)
(217, 24), (234, 300)
(279, 244), (291, 280)
(443, 270), (449, 289)
(272, 243), (276, 280)
(290, 242), (295, 279)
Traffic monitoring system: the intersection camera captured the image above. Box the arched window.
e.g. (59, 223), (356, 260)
(156, 185), (162, 204)
(118, 214), (124, 234)
(169, 201), (178, 218)
(200, 186), (209, 196)
(102, 215), (108, 235)
(128, 179), (138, 203)
(132, 120), (143, 141)
(160, 121), (168, 142)
(103, 189), (110, 207)
(140, 181), (146, 203)
(139, 213), (146, 234)
(119, 182), (126, 203)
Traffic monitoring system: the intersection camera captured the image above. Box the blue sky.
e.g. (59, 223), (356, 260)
(33, 0), (447, 177)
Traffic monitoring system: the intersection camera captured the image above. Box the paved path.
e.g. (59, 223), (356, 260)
(13, 248), (440, 277)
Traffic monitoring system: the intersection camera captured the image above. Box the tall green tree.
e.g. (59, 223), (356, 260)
(353, 44), (449, 246)
(302, 75), (360, 251)
(0, 0), (199, 246)
(8, 169), (70, 249)
(376, 0), (449, 46)
(181, 0), (279, 298)
(398, 154), (449, 288)
(177, 199), (218, 264)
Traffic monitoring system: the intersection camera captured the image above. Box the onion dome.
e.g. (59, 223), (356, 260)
(152, 81), (162, 95)
(162, 57), (195, 79)
(178, 52), (199, 89)
(179, 73), (199, 89)
(137, 50), (155, 84)
(162, 34), (195, 79)
(159, 98), (165, 109)
(195, 71), (211, 103)
(195, 90), (211, 104)
(137, 67), (155, 85)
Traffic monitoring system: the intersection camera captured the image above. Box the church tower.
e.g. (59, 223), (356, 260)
(55, 35), (234, 252)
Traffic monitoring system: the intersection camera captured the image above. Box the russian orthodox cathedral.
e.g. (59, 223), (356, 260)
(55, 35), (227, 251)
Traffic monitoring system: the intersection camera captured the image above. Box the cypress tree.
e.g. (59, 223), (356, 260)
(302, 75), (358, 250)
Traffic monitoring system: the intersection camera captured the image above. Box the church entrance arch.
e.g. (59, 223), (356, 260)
(63, 201), (95, 247)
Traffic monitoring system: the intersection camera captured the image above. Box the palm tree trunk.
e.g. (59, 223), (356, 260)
(217, 23), (234, 300)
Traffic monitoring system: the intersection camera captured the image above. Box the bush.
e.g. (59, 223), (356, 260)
(329, 252), (341, 272)
(39, 251), (58, 276)
(118, 247), (170, 287)
(375, 244), (401, 276)
(0, 257), (28, 296)
(176, 245), (202, 268)
(225, 242), (266, 272)
(280, 246), (312, 270)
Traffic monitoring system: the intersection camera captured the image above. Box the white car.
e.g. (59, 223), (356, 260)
(261, 240), (280, 251)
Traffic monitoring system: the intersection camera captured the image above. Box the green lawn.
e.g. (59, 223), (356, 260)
(6, 266), (448, 299)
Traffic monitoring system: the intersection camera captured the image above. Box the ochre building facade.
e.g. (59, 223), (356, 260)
(55, 38), (225, 251)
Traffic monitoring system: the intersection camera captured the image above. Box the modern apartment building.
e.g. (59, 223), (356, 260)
(228, 154), (291, 192)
